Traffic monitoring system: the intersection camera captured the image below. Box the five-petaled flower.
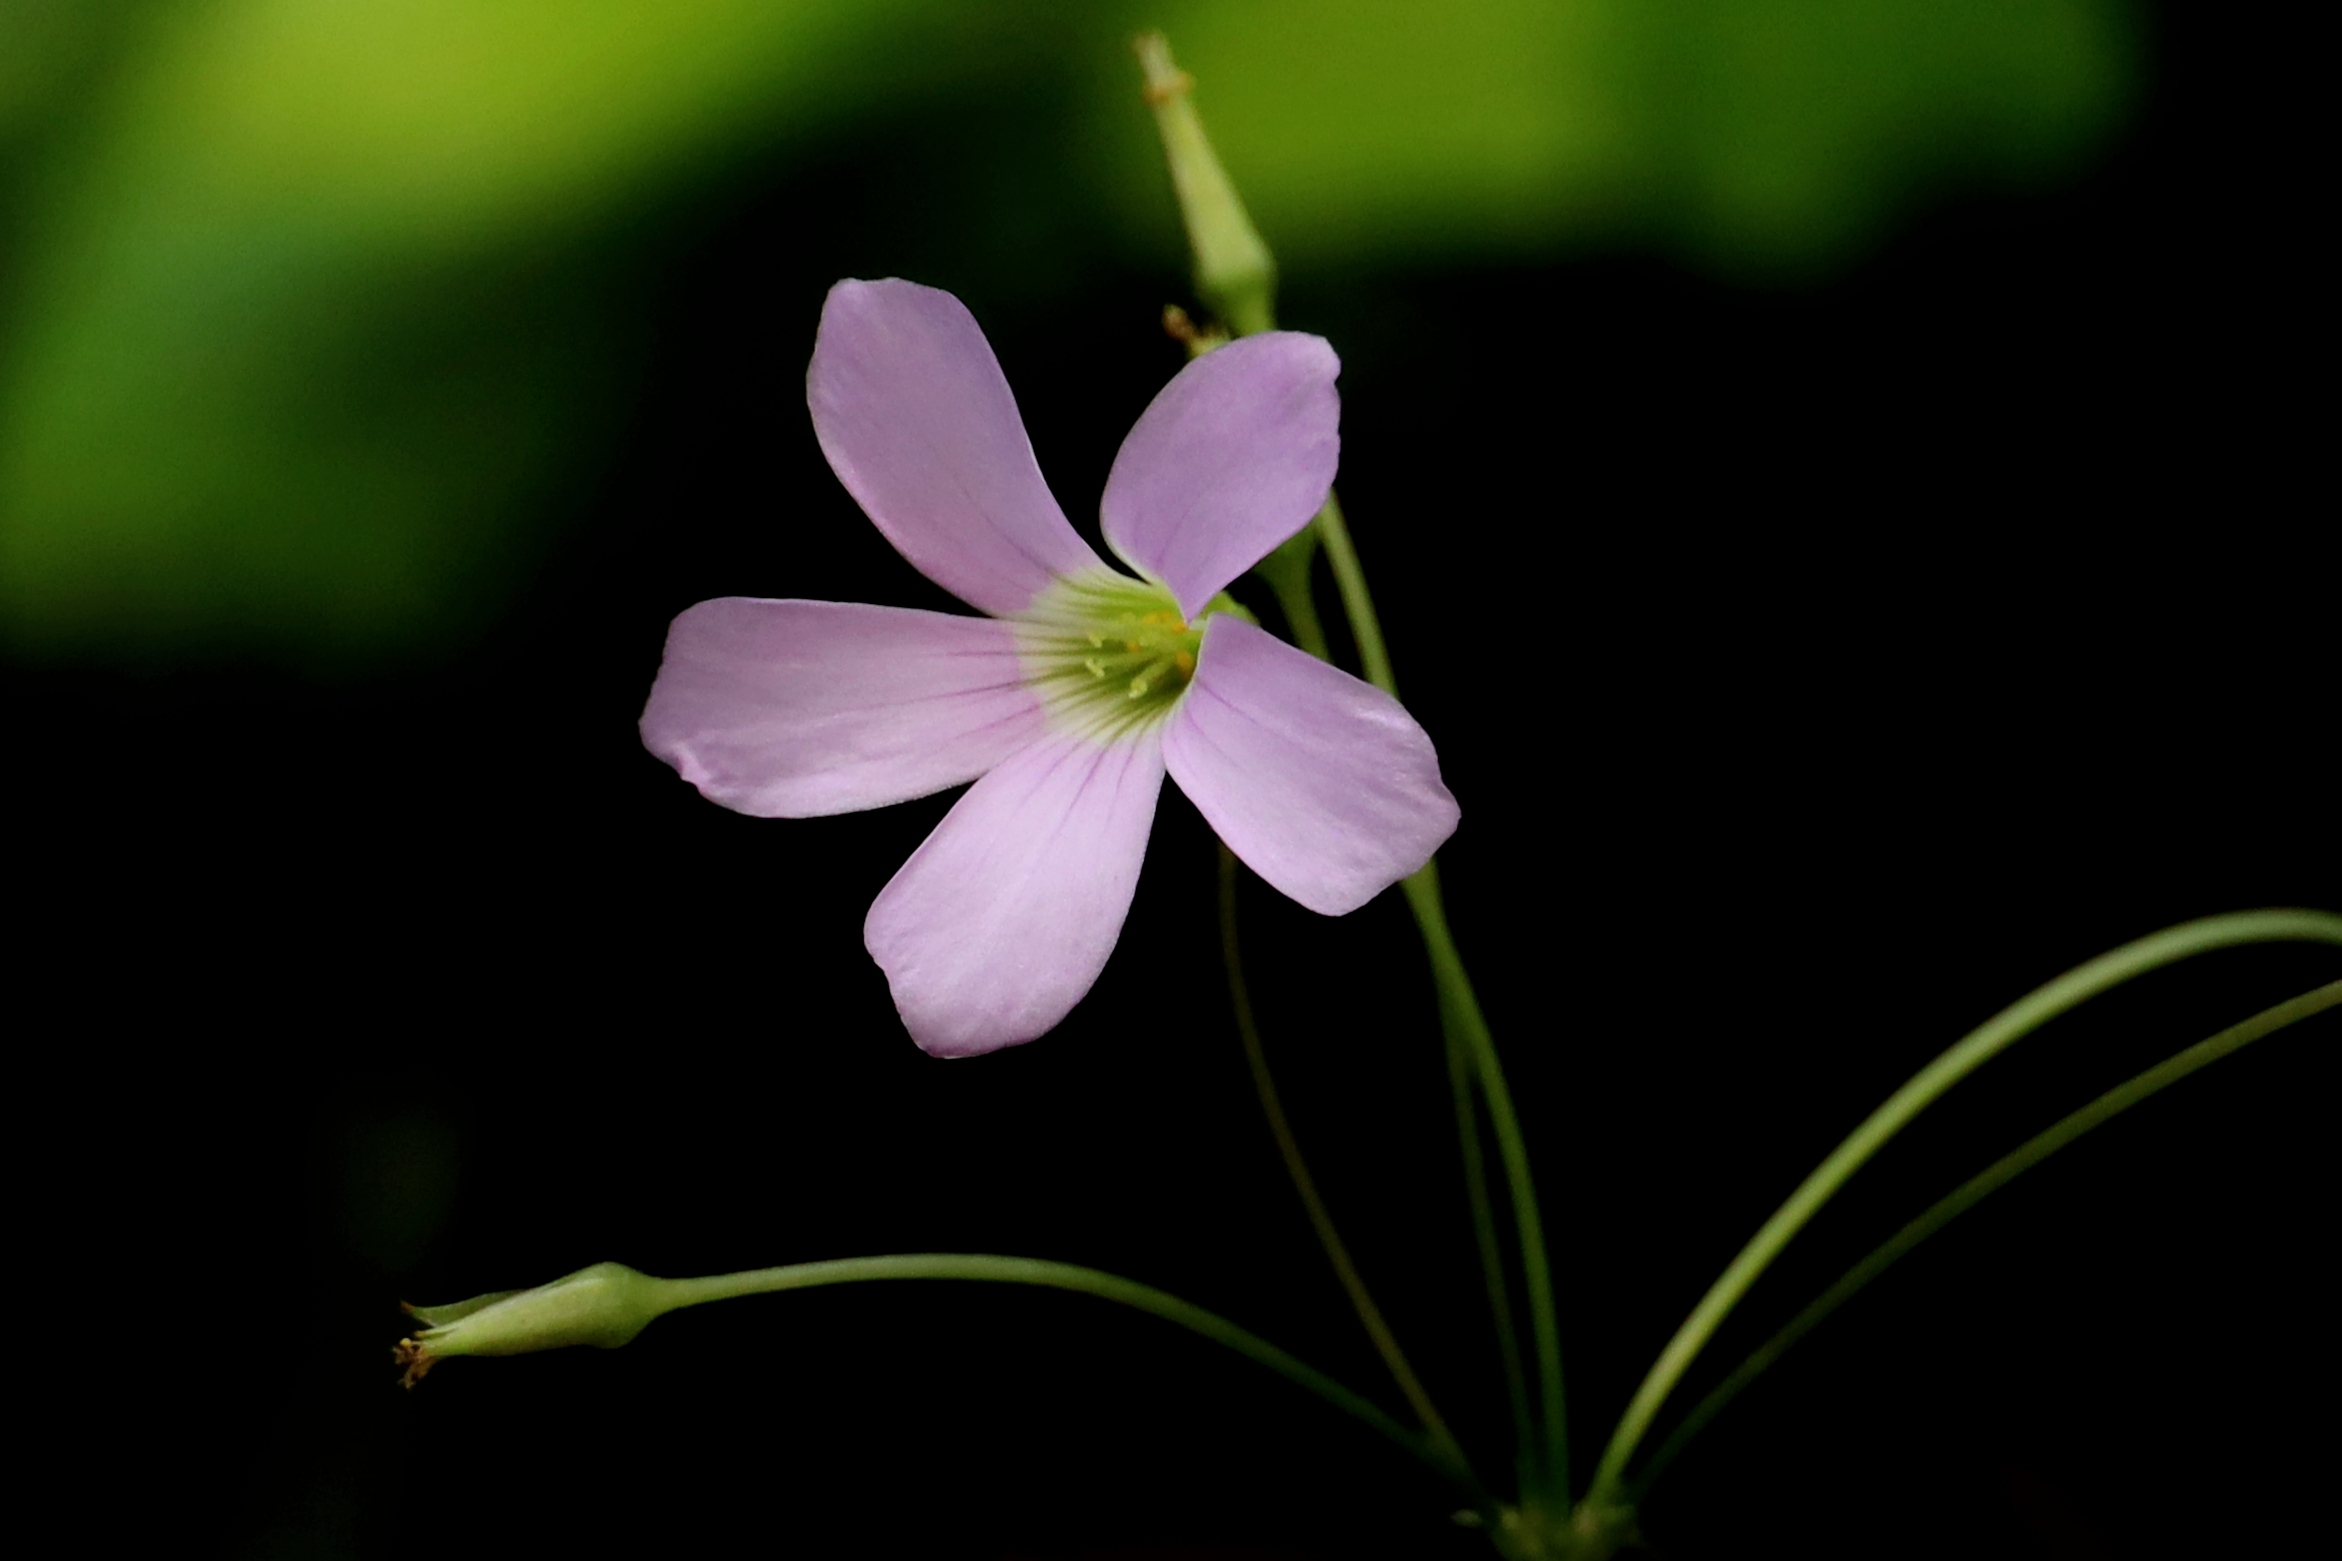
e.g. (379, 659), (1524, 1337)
(642, 279), (1458, 1055)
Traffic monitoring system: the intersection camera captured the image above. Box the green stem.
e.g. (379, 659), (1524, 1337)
(1310, 479), (1562, 1498)
(1450, 1020), (1537, 1496)
(656, 1253), (1489, 1507)
(1627, 977), (2342, 1499)
(1218, 845), (1477, 1483)
(1311, 494), (1397, 697)
(1586, 908), (2342, 1505)
(1406, 863), (1568, 1504)
(1254, 537), (1332, 662)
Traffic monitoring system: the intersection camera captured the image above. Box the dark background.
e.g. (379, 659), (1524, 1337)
(15, 7), (2334, 1558)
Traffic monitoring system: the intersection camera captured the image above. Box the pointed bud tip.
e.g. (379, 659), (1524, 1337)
(1133, 31), (1276, 335)
(1133, 32), (1193, 105)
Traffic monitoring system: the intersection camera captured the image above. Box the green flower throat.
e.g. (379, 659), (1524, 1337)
(1018, 570), (1223, 741)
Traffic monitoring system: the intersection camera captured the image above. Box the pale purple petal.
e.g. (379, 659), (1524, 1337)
(865, 729), (1166, 1056)
(1100, 332), (1340, 618)
(808, 279), (1105, 616)
(1164, 615), (1457, 916)
(641, 598), (1045, 817)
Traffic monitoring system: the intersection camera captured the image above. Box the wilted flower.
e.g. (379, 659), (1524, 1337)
(642, 279), (1457, 1055)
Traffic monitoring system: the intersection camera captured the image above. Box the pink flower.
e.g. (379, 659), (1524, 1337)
(642, 280), (1458, 1056)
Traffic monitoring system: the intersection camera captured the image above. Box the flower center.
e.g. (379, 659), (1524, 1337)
(1016, 570), (1205, 741)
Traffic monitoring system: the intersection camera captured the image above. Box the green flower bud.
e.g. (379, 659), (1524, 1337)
(1135, 32), (1277, 337)
(393, 1261), (672, 1387)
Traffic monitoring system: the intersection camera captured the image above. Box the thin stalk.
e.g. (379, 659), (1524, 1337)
(1311, 494), (1397, 697)
(1303, 480), (1565, 1498)
(1257, 548), (1332, 662)
(1406, 863), (1569, 1503)
(1218, 845), (1476, 1481)
(1628, 978), (2342, 1498)
(656, 1253), (1491, 1509)
(1450, 1021), (1537, 1495)
(1586, 908), (2342, 1505)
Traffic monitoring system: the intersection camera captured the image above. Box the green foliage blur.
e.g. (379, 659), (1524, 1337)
(0, 0), (2135, 665)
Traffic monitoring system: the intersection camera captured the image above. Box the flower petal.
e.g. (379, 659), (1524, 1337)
(865, 728), (1166, 1056)
(808, 279), (1106, 616)
(641, 598), (1045, 817)
(1100, 332), (1340, 618)
(1164, 615), (1457, 916)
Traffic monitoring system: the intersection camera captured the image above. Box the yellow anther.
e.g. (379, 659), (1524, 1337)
(1173, 650), (1195, 676)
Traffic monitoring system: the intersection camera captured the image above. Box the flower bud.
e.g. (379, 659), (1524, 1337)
(393, 1261), (672, 1387)
(1135, 32), (1277, 337)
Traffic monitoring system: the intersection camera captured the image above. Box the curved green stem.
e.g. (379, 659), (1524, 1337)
(1626, 977), (2341, 1499)
(1218, 845), (1476, 1483)
(656, 1253), (1489, 1507)
(1586, 908), (2342, 1505)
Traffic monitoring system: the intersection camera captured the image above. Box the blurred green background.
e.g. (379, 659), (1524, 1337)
(0, 0), (2135, 664)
